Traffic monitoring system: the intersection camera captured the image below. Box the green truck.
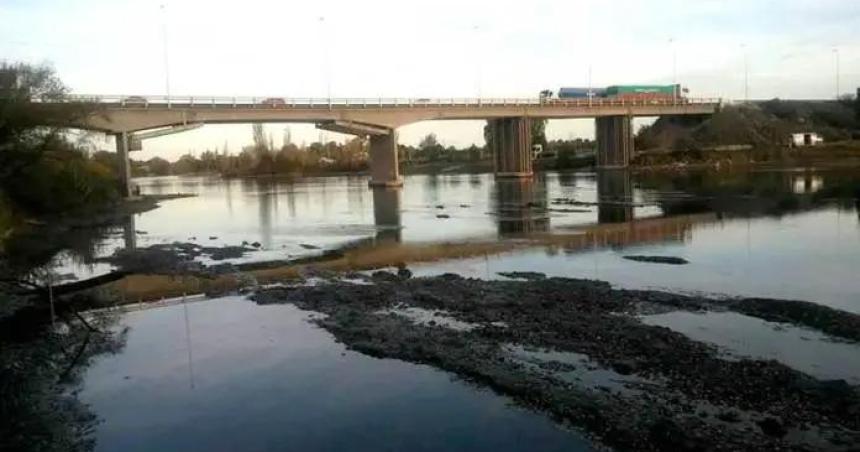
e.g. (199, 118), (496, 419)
(604, 85), (679, 96)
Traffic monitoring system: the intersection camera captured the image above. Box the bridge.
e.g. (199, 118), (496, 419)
(36, 95), (721, 196)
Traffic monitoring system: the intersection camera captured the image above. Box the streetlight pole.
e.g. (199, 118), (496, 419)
(741, 43), (749, 103)
(473, 25), (482, 99)
(833, 47), (840, 99)
(669, 37), (677, 102)
(160, 4), (170, 101)
(319, 16), (331, 102)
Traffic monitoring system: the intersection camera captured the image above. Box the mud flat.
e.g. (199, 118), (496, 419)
(253, 273), (860, 451)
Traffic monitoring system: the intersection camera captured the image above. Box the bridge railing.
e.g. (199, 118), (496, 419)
(45, 95), (722, 109)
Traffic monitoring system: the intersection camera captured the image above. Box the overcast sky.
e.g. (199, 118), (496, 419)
(2, 0), (858, 160)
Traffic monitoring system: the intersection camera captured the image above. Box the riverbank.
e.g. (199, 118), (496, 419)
(632, 141), (860, 172)
(250, 271), (860, 450)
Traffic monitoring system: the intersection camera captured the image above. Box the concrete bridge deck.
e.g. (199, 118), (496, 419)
(48, 95), (721, 132)
(31, 94), (721, 196)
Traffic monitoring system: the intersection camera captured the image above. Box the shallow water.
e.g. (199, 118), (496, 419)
(36, 168), (860, 449)
(640, 311), (860, 384)
(80, 296), (590, 452)
(51, 170), (860, 314)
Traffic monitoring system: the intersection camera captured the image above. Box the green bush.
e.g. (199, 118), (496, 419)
(3, 148), (118, 215)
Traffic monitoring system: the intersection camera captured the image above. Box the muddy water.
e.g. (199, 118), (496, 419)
(49, 168), (860, 450)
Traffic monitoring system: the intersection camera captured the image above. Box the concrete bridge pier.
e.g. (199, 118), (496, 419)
(490, 118), (533, 178)
(369, 131), (403, 187)
(114, 132), (133, 198)
(595, 115), (634, 168)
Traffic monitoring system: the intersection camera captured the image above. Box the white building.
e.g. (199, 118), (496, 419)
(790, 132), (823, 147)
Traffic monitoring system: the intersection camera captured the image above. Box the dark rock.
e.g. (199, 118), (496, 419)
(396, 263), (412, 279)
(757, 417), (787, 437)
(209, 236), (218, 240)
(300, 244), (320, 250)
(623, 255), (689, 265)
(716, 410), (740, 423)
(436, 214), (450, 219)
(251, 242), (262, 248)
(435, 205), (445, 209)
(611, 359), (637, 376)
(497, 271), (547, 281)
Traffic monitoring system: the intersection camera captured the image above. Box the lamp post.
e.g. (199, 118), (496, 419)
(669, 37), (677, 102)
(160, 4), (170, 102)
(319, 16), (331, 102)
(473, 25), (482, 100)
(833, 47), (840, 99)
(741, 43), (749, 103)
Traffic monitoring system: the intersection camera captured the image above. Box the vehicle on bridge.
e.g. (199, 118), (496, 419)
(557, 87), (606, 99)
(545, 84), (688, 104)
(260, 97), (286, 106)
(605, 84), (685, 102)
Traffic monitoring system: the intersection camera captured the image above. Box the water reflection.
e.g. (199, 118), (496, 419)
(18, 169), (859, 300)
(596, 170), (633, 224)
(121, 215), (137, 251)
(372, 187), (402, 243)
(493, 178), (549, 236)
(80, 297), (590, 452)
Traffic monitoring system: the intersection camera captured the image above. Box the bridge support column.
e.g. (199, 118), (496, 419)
(595, 115), (634, 168)
(491, 117), (533, 178)
(369, 130), (403, 187)
(114, 132), (133, 198)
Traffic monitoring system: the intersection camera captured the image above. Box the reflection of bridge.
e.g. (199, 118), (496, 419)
(37, 95), (719, 196)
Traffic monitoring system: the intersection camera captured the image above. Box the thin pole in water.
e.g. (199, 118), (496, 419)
(182, 291), (195, 389)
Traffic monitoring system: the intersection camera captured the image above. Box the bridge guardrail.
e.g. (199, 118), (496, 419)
(36, 95), (723, 109)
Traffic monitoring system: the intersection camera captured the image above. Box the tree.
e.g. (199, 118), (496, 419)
(531, 118), (547, 148)
(419, 133), (439, 150)
(0, 62), (116, 214)
(418, 133), (445, 161)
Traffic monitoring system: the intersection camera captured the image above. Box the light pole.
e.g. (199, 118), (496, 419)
(833, 47), (840, 99)
(160, 4), (170, 101)
(741, 43), (749, 103)
(319, 16), (331, 101)
(473, 25), (482, 99)
(669, 37), (677, 102)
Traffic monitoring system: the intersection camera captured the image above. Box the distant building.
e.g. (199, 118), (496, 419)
(789, 132), (823, 147)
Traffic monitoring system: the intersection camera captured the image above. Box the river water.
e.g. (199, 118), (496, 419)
(58, 169), (860, 450)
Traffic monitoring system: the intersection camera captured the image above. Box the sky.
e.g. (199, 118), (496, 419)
(2, 0), (858, 161)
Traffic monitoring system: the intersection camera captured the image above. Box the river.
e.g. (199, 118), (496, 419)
(37, 168), (860, 450)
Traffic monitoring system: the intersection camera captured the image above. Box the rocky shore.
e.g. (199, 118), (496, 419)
(253, 272), (860, 451)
